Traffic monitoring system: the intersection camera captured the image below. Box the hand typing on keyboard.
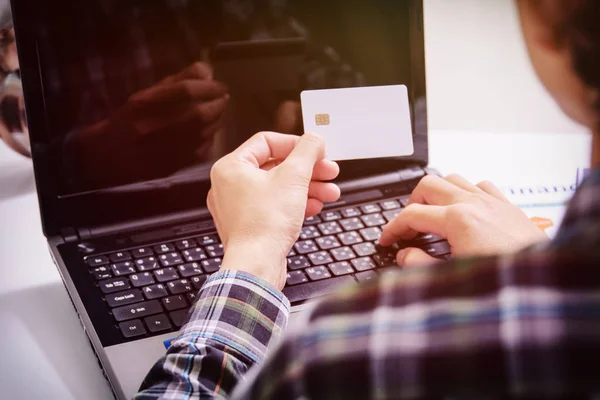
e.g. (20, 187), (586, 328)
(207, 132), (340, 289)
(379, 174), (549, 266)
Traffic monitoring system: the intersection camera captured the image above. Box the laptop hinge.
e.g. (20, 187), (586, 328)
(61, 227), (80, 243)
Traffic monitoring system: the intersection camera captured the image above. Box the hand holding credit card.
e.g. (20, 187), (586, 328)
(301, 85), (414, 161)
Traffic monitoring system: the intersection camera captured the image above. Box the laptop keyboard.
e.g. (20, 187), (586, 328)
(84, 195), (450, 340)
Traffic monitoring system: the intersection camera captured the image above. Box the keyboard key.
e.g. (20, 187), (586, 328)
(286, 270), (309, 286)
(409, 233), (445, 246)
(109, 251), (131, 263)
(361, 213), (386, 227)
(191, 275), (208, 290)
(87, 256), (109, 267)
(360, 227), (382, 242)
(154, 243), (175, 254)
(355, 270), (378, 283)
(106, 289), (144, 308)
(308, 251), (334, 266)
(119, 319), (146, 338)
(178, 263), (203, 278)
(111, 261), (136, 276)
(170, 309), (189, 328)
(424, 241), (451, 257)
(361, 203), (381, 214)
(338, 231), (363, 246)
(144, 314), (172, 333)
(305, 266), (332, 281)
(328, 261), (354, 276)
(186, 292), (198, 304)
(282, 276), (354, 303)
(99, 277), (131, 294)
(287, 249), (297, 257)
(353, 242), (376, 257)
(318, 222), (343, 235)
(330, 247), (356, 261)
(130, 272), (155, 288)
(399, 196), (410, 207)
(132, 247), (153, 259)
(380, 200), (401, 210)
(316, 236), (341, 250)
(373, 253), (396, 268)
(341, 207), (361, 218)
(112, 300), (162, 322)
(135, 256), (160, 272)
(304, 215), (322, 226)
(322, 211), (342, 221)
(201, 258), (222, 273)
(154, 267), (179, 283)
(159, 252), (183, 267)
(175, 239), (196, 250)
(300, 226), (321, 240)
(340, 217), (365, 231)
(287, 255), (311, 270)
(91, 266), (112, 280)
(182, 248), (207, 262)
(168, 279), (193, 295)
(383, 209), (402, 222)
(162, 295), (188, 311)
(351, 257), (376, 271)
(295, 240), (319, 254)
(196, 234), (219, 246)
(142, 284), (168, 300)
(205, 244), (224, 258)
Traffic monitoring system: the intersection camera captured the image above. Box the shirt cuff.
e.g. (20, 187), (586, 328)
(175, 270), (290, 364)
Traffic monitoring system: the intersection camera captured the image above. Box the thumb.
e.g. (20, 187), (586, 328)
(396, 247), (442, 268)
(280, 132), (326, 179)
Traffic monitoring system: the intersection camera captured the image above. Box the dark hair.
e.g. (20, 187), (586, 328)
(534, 0), (600, 95)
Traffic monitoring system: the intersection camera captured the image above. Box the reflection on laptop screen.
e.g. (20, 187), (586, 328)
(32, 0), (416, 194)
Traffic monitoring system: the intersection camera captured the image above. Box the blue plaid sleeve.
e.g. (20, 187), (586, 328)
(134, 270), (290, 399)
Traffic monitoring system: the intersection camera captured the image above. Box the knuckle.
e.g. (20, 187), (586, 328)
(176, 81), (195, 101)
(445, 173), (463, 182)
(210, 159), (228, 181)
(418, 174), (441, 188)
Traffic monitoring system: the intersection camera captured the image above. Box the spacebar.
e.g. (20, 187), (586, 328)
(283, 276), (355, 304)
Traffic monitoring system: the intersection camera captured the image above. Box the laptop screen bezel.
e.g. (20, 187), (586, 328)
(12, 0), (427, 238)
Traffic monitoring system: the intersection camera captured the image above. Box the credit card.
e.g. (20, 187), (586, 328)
(301, 85), (414, 161)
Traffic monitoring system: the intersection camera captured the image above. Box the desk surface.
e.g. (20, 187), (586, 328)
(0, 129), (591, 400)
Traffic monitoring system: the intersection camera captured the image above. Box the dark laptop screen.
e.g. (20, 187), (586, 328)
(28, 0), (423, 195)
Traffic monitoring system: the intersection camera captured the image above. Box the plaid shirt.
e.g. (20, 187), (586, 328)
(135, 170), (600, 399)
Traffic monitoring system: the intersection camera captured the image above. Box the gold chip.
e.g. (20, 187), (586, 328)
(315, 113), (330, 126)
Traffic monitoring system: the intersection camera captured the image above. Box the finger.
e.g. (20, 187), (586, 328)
(308, 182), (341, 203)
(408, 175), (469, 206)
(133, 80), (228, 108)
(444, 174), (484, 194)
(312, 160), (339, 181)
(263, 158), (338, 181)
(161, 62), (213, 84)
(477, 180), (510, 202)
(280, 132), (326, 179)
(232, 131), (303, 167)
(379, 203), (447, 246)
(305, 198), (324, 218)
(397, 248), (443, 268)
(157, 96), (228, 140)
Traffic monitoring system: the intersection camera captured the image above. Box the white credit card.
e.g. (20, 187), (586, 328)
(301, 85), (414, 161)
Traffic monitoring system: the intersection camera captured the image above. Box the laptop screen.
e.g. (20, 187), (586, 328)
(27, 0), (424, 196)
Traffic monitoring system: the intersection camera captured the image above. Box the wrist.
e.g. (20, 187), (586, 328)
(221, 239), (288, 290)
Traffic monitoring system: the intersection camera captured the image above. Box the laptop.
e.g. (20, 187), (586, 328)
(12, 0), (447, 398)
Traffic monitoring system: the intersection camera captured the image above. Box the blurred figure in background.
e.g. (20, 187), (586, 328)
(0, 0), (29, 157)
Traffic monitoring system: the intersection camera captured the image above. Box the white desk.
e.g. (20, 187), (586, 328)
(0, 130), (591, 399)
